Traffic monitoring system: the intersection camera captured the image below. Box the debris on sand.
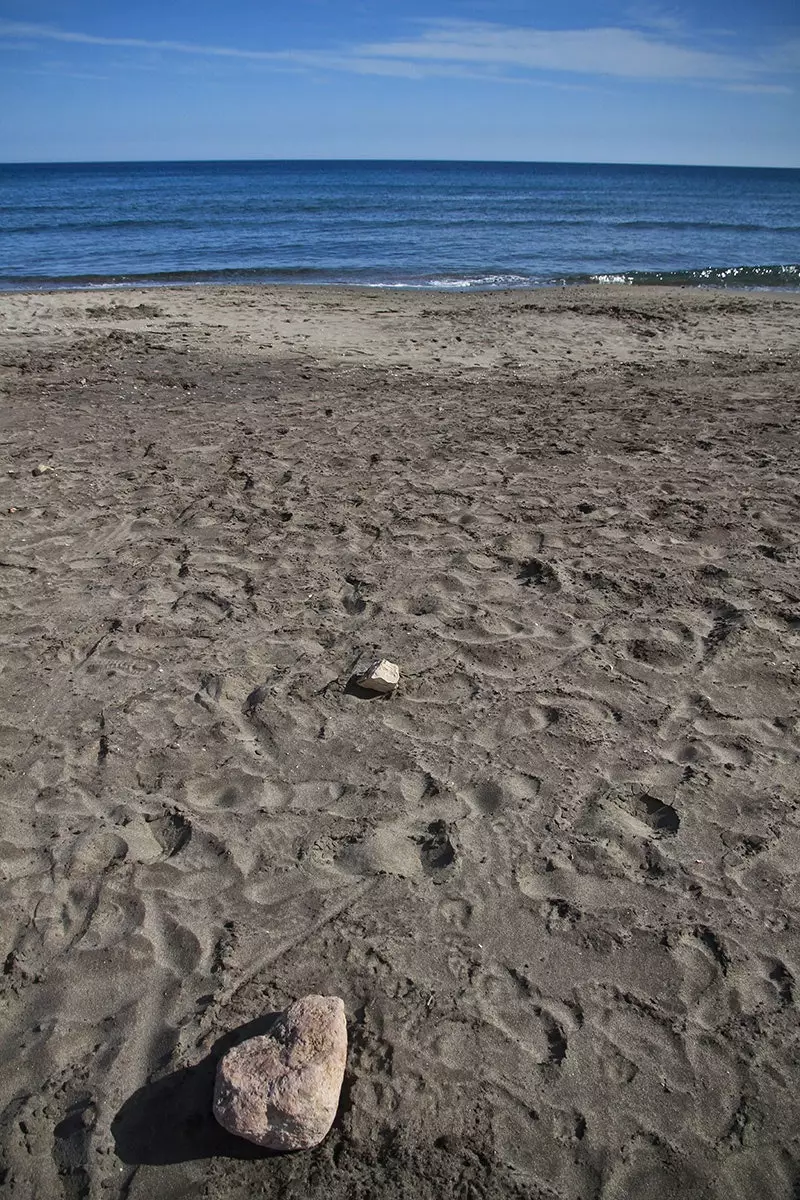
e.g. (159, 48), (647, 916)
(357, 658), (400, 694)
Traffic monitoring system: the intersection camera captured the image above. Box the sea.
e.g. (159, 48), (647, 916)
(0, 160), (798, 292)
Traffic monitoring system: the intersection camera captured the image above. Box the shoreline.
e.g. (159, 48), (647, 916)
(1, 282), (799, 1199)
(2, 275), (799, 296)
(4, 280), (800, 296)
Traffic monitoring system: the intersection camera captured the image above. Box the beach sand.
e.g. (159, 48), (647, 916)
(1, 284), (799, 1199)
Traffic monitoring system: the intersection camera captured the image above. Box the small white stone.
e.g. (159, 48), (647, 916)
(32, 463), (53, 476)
(358, 658), (400, 693)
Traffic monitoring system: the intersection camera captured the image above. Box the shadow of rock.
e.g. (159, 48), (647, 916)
(112, 1013), (285, 1165)
(344, 674), (388, 700)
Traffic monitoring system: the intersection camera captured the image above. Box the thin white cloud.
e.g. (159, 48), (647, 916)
(355, 20), (766, 82)
(6, 65), (110, 81)
(622, 4), (689, 38)
(723, 82), (793, 95)
(0, 17), (794, 91)
(0, 20), (282, 60)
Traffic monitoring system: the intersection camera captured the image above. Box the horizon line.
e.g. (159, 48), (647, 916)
(1, 157), (798, 171)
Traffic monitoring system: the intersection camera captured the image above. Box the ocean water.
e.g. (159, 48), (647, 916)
(0, 160), (798, 291)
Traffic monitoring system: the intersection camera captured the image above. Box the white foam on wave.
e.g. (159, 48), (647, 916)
(371, 273), (532, 290)
(591, 273), (633, 285)
(428, 274), (531, 289)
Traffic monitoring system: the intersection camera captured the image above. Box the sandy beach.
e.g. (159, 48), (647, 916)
(1, 283), (799, 1199)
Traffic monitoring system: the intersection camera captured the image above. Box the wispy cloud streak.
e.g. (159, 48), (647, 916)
(0, 17), (794, 91)
(0, 21), (283, 60)
(356, 20), (781, 84)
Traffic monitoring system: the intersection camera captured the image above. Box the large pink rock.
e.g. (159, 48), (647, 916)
(213, 995), (347, 1151)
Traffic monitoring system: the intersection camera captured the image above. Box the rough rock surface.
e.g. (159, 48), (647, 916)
(213, 995), (347, 1151)
(358, 658), (400, 694)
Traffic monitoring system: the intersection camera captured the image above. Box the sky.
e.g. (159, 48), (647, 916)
(0, 2), (798, 166)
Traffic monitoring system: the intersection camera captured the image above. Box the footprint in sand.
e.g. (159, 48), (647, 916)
(605, 784), (681, 837)
(464, 779), (504, 815)
(183, 767), (266, 812)
(417, 819), (459, 879)
(461, 773), (541, 816)
(69, 829), (129, 875)
(516, 557), (561, 592)
(147, 810), (192, 859)
(332, 824), (422, 881)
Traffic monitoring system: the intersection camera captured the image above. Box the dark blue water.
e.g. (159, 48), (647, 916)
(0, 160), (798, 291)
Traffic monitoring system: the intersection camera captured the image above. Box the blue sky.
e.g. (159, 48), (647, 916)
(1, 2), (798, 165)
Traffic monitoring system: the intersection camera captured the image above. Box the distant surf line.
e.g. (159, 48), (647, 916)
(1, 263), (798, 293)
